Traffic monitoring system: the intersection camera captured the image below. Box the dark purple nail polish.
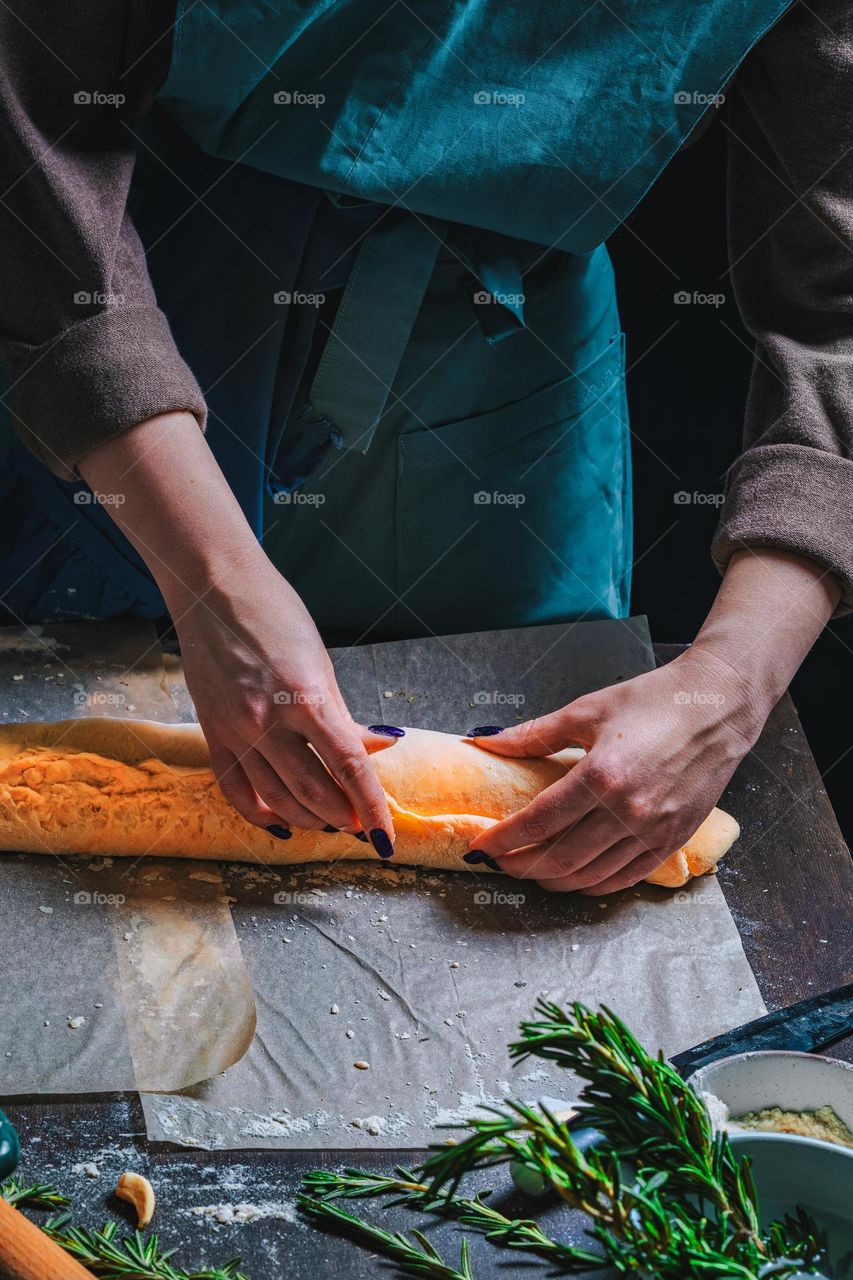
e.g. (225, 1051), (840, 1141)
(370, 828), (394, 859)
(368, 724), (405, 737)
(353, 831), (369, 843)
(266, 824), (292, 840)
(467, 726), (503, 738)
(322, 824), (338, 833)
(463, 849), (501, 871)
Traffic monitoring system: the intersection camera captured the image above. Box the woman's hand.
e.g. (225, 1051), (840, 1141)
(78, 411), (397, 854)
(467, 549), (840, 894)
(175, 558), (398, 849)
(466, 648), (761, 893)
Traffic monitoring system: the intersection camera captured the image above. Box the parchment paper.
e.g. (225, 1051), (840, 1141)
(140, 617), (767, 1149)
(142, 863), (766, 1149)
(0, 622), (256, 1095)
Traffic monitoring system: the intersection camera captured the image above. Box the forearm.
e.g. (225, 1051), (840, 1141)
(691, 549), (840, 717)
(78, 411), (265, 613)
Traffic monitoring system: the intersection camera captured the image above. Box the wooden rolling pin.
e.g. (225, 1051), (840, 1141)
(0, 1185), (96, 1280)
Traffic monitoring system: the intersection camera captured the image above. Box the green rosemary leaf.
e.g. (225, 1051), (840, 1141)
(1, 1176), (70, 1209)
(298, 1194), (476, 1279)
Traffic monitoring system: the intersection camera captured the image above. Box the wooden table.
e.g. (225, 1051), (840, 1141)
(2, 647), (851, 1279)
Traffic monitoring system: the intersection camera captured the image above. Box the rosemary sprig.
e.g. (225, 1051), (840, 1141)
(302, 1168), (602, 1272)
(510, 1003), (772, 1246)
(299, 1196), (474, 1279)
(1, 1175), (70, 1209)
(42, 1216), (249, 1280)
(302, 1002), (837, 1280)
(303, 1167), (431, 1204)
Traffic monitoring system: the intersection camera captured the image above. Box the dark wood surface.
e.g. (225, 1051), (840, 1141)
(2, 646), (851, 1279)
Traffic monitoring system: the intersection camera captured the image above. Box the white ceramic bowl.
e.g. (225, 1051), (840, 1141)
(688, 1049), (853, 1135)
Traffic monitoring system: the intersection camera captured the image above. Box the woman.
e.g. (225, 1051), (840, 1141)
(0, 0), (848, 893)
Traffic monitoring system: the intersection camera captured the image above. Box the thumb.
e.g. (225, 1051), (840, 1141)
(465, 697), (599, 758)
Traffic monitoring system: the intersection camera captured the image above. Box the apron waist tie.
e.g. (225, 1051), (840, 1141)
(307, 213), (447, 455)
(269, 213), (530, 495)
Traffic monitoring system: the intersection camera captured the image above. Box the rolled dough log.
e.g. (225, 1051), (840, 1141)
(0, 719), (739, 887)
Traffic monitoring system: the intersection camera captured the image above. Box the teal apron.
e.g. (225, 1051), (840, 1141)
(0, 0), (792, 638)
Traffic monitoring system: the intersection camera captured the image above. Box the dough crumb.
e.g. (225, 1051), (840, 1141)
(330, 1004), (339, 1015)
(68, 1016), (85, 1030)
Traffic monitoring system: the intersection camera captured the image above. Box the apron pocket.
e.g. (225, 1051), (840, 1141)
(395, 335), (630, 634)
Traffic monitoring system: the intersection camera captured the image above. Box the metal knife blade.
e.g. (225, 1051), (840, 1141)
(670, 981), (853, 1078)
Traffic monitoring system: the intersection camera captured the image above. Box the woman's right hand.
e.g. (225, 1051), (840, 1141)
(173, 555), (398, 852)
(78, 410), (397, 852)
(174, 555), (398, 851)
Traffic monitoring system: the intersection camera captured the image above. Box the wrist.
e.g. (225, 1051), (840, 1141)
(690, 549), (837, 716)
(161, 540), (274, 618)
(673, 643), (770, 746)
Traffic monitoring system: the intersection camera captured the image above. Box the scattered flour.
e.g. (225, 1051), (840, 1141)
(190, 1201), (296, 1225)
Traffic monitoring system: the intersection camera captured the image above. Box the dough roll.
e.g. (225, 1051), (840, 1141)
(0, 719), (739, 887)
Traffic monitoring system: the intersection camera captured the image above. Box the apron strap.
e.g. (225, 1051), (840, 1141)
(307, 214), (446, 455)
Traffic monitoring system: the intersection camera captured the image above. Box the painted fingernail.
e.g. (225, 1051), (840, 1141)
(463, 850), (502, 871)
(353, 831), (369, 843)
(466, 726), (503, 737)
(370, 828), (394, 859)
(368, 724), (405, 737)
(266, 824), (292, 840)
(322, 824), (339, 833)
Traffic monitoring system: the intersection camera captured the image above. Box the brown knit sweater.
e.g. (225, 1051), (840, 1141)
(0, 0), (851, 609)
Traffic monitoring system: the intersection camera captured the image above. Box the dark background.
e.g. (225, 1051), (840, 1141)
(610, 118), (853, 844)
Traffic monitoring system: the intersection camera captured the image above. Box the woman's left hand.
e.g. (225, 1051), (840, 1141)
(466, 646), (766, 895)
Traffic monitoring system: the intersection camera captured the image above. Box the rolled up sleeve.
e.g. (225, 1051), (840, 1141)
(714, 0), (853, 613)
(0, 0), (206, 480)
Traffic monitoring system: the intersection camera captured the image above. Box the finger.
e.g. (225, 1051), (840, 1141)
(308, 717), (397, 855)
(465, 698), (598, 758)
(360, 724), (406, 753)
(472, 766), (595, 859)
(258, 727), (357, 830)
(582, 849), (671, 896)
(208, 741), (279, 830)
(535, 837), (652, 893)
(494, 808), (635, 881)
(241, 747), (327, 831)
(325, 682), (404, 754)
